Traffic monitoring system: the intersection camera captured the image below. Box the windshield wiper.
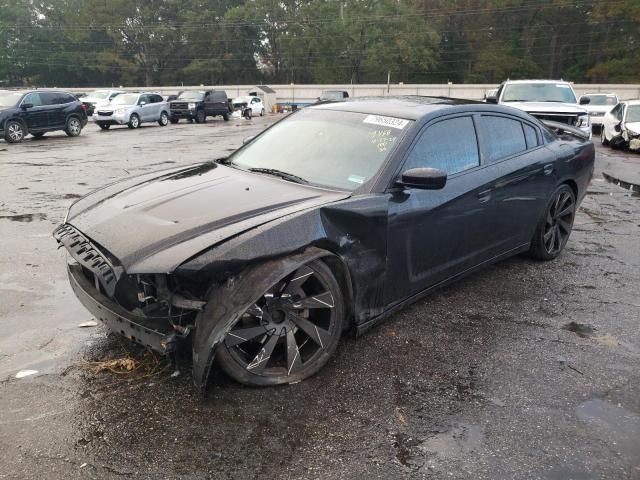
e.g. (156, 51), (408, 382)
(248, 168), (309, 184)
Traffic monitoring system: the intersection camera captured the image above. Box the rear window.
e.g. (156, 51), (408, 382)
(477, 115), (527, 163)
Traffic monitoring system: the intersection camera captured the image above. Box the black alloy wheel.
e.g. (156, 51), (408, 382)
(529, 184), (576, 260)
(65, 117), (82, 137)
(216, 260), (344, 386)
(4, 121), (26, 143)
(195, 109), (206, 123)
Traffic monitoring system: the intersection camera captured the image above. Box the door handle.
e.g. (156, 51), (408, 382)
(477, 189), (492, 203)
(543, 164), (554, 176)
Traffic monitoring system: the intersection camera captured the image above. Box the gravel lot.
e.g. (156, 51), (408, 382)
(0, 117), (638, 479)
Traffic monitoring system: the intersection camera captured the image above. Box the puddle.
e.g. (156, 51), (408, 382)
(0, 213), (47, 222)
(562, 321), (596, 338)
(576, 398), (640, 458)
(419, 424), (484, 458)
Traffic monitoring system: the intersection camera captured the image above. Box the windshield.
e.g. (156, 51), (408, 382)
(85, 90), (110, 100)
(626, 105), (640, 123)
(0, 92), (23, 108)
(585, 94), (617, 106)
(111, 93), (138, 106)
(320, 91), (346, 101)
(229, 109), (411, 190)
(177, 91), (204, 101)
(502, 83), (577, 103)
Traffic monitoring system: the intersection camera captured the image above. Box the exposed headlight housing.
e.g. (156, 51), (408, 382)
(188, 103), (196, 109)
(576, 114), (590, 128)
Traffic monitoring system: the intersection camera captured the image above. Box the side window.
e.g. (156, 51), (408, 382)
(139, 95), (150, 105)
(404, 116), (480, 175)
(62, 93), (76, 104)
(152, 94), (163, 103)
(477, 115), (527, 163)
(612, 104), (623, 120)
(40, 92), (61, 105)
(22, 92), (43, 107)
(523, 123), (539, 149)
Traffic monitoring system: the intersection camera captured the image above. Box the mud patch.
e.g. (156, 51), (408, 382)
(0, 213), (47, 222)
(562, 321), (596, 338)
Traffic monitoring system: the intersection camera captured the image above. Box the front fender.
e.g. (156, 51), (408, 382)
(191, 246), (331, 394)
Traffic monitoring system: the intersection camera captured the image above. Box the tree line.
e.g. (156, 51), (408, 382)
(1, 0), (638, 87)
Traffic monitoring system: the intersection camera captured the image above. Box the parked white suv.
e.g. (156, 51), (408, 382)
(93, 92), (169, 130)
(487, 80), (591, 138)
(578, 93), (618, 128)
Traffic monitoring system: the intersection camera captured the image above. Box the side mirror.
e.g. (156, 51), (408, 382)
(398, 167), (447, 190)
(139, 101), (147, 106)
(485, 95), (497, 104)
(614, 123), (622, 133)
(579, 97), (591, 105)
(21, 103), (33, 109)
(242, 135), (255, 145)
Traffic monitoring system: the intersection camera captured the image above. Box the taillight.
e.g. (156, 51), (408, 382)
(81, 103), (87, 111)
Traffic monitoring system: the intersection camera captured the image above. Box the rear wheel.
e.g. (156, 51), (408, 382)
(98, 123), (110, 130)
(4, 121), (26, 143)
(222, 112), (229, 121)
(216, 259), (345, 386)
(65, 116), (82, 137)
(128, 113), (140, 129)
(195, 109), (206, 123)
(529, 184), (576, 261)
(600, 127), (609, 146)
(158, 111), (169, 126)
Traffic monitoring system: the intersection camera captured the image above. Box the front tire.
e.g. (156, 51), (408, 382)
(65, 116), (82, 137)
(98, 123), (110, 130)
(529, 184), (576, 261)
(128, 113), (140, 129)
(4, 121), (26, 143)
(195, 109), (206, 123)
(158, 111), (169, 126)
(216, 259), (345, 386)
(222, 112), (229, 121)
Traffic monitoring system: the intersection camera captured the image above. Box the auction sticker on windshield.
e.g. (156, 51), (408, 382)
(363, 115), (410, 130)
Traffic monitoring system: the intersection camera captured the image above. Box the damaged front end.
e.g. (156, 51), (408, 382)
(54, 223), (205, 354)
(623, 129), (640, 151)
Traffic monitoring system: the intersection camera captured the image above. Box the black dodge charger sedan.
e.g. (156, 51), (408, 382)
(54, 97), (594, 391)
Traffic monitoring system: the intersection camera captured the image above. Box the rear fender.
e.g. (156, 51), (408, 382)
(191, 246), (330, 394)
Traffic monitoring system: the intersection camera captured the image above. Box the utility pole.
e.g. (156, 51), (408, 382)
(387, 71), (391, 94)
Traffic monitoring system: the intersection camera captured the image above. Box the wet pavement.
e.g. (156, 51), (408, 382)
(1, 119), (639, 479)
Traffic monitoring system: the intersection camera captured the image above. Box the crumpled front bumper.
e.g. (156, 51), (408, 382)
(67, 260), (172, 353)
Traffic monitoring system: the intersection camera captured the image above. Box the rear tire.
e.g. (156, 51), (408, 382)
(65, 116), (82, 137)
(529, 184), (576, 261)
(158, 111), (169, 126)
(4, 121), (26, 143)
(128, 113), (140, 129)
(195, 110), (206, 123)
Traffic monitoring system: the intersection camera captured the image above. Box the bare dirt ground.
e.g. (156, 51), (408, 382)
(0, 118), (638, 479)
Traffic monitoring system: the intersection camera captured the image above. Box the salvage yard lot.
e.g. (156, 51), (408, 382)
(1, 118), (639, 479)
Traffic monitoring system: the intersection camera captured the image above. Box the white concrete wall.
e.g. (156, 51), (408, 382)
(68, 84), (640, 103)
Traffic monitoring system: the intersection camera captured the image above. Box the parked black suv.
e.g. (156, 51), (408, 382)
(169, 90), (232, 123)
(0, 90), (88, 143)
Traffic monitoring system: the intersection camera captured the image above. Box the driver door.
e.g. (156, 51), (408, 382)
(384, 115), (499, 305)
(19, 92), (49, 131)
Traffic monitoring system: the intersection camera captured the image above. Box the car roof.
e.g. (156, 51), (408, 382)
(583, 92), (617, 96)
(623, 99), (640, 106)
(503, 79), (572, 85)
(312, 96), (487, 120)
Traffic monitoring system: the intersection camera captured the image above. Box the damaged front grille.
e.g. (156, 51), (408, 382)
(53, 224), (123, 297)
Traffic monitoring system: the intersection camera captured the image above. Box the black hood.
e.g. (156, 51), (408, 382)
(67, 163), (349, 273)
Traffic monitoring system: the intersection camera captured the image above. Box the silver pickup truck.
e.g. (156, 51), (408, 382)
(487, 80), (591, 138)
